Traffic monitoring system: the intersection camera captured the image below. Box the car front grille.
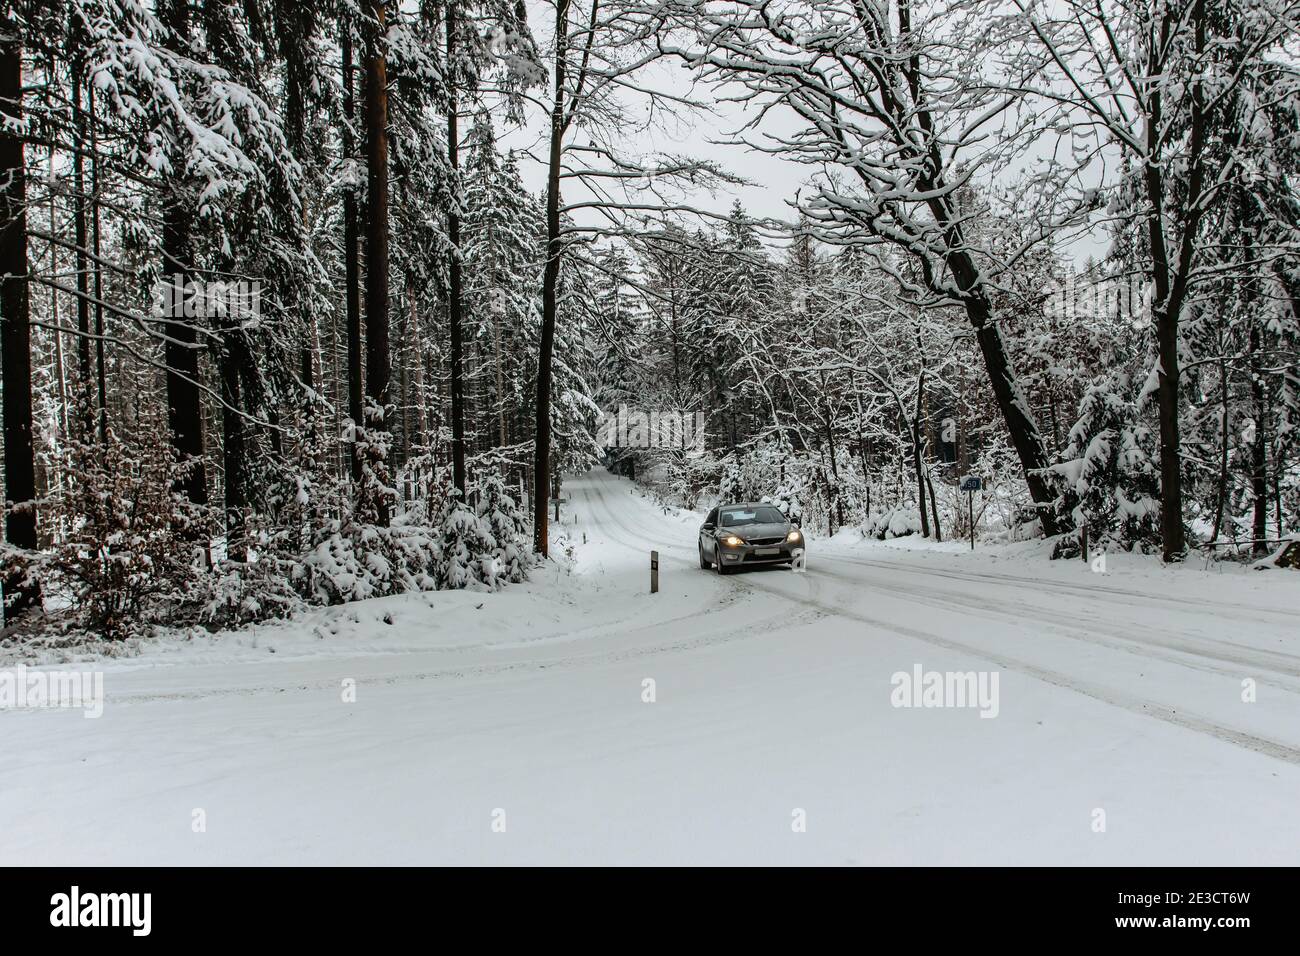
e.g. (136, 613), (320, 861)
(747, 535), (785, 546)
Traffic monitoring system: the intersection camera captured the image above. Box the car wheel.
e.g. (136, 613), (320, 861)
(698, 544), (710, 569)
(716, 553), (734, 575)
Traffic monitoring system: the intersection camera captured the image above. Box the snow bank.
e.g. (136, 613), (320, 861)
(863, 506), (923, 540)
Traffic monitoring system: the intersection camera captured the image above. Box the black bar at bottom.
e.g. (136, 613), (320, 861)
(0, 867), (1286, 942)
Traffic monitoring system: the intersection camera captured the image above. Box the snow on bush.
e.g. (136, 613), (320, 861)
(294, 518), (441, 605)
(864, 506), (923, 540)
(200, 470), (535, 630)
(203, 465), (534, 625)
(12, 428), (214, 642)
(203, 552), (303, 627)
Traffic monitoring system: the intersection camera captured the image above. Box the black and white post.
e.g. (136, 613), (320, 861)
(960, 475), (981, 551)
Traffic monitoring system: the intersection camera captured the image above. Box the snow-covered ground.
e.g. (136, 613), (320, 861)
(3, 468), (1300, 865)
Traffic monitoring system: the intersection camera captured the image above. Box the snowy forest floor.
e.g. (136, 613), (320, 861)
(4, 468), (1300, 864)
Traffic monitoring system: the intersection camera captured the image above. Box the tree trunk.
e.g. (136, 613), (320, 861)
(926, 465), (941, 542)
(1152, 299), (1186, 560)
(1249, 322), (1268, 554)
(162, 0), (207, 511)
(821, 390), (844, 530)
(72, 59), (92, 429)
(220, 336), (247, 562)
(410, 292), (426, 489)
(912, 424), (929, 538)
(1048, 389), (1060, 452)
(491, 301), (507, 447)
(46, 144), (68, 448)
(342, 27), (364, 486)
(534, 0), (572, 557)
(362, 0), (391, 525)
(965, 296), (1060, 536)
(328, 278), (344, 489)
(820, 456), (836, 536)
(446, 3), (467, 496)
(1138, 5), (1204, 564)
(89, 84), (107, 443)
(912, 415), (930, 541)
(1, 18), (40, 609)
(1274, 442), (1284, 541)
(1210, 358), (1229, 544)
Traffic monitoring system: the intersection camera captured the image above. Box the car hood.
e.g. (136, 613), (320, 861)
(726, 522), (790, 540)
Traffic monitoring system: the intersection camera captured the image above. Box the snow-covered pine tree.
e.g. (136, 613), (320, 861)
(1051, 377), (1162, 557)
(463, 114), (543, 452)
(433, 490), (497, 590)
(474, 468), (531, 584)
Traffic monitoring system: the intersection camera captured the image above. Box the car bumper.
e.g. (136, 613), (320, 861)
(719, 541), (804, 566)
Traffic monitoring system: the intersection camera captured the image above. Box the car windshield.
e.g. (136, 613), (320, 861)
(720, 506), (785, 527)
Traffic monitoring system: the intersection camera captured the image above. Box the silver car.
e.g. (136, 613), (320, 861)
(698, 502), (804, 575)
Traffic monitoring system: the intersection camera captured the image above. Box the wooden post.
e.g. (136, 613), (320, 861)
(1081, 525), (1089, 563)
(650, 550), (659, 594)
(968, 491), (975, 551)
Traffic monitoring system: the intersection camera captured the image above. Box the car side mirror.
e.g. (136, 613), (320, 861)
(702, 522), (715, 531)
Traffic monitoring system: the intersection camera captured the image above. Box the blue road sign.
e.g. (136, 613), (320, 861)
(960, 476), (982, 492)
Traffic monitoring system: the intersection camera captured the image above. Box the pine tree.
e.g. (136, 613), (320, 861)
(1051, 378), (1162, 556)
(433, 490), (497, 590)
(474, 469), (531, 584)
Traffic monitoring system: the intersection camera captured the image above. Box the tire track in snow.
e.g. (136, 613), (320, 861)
(809, 561), (1300, 692)
(735, 566), (1300, 767)
(832, 552), (1295, 625)
(582, 472), (1300, 767)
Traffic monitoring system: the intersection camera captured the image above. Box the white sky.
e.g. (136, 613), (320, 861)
(495, 66), (811, 238)
(493, 1), (1109, 265)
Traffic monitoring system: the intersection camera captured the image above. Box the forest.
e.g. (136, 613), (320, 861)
(1, 0), (1297, 644)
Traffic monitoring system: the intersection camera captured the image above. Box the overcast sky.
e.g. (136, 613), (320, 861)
(495, 66), (812, 238)
(493, 3), (1110, 266)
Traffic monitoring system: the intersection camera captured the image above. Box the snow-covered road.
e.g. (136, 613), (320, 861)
(4, 468), (1300, 864)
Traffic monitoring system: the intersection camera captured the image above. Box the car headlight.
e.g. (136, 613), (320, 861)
(787, 530), (802, 542)
(723, 535), (744, 547)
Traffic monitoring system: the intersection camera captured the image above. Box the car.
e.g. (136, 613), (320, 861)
(698, 502), (804, 574)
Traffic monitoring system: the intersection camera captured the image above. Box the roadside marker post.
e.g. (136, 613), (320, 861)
(960, 476), (981, 551)
(650, 550), (659, 594)
(960, 476), (981, 548)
